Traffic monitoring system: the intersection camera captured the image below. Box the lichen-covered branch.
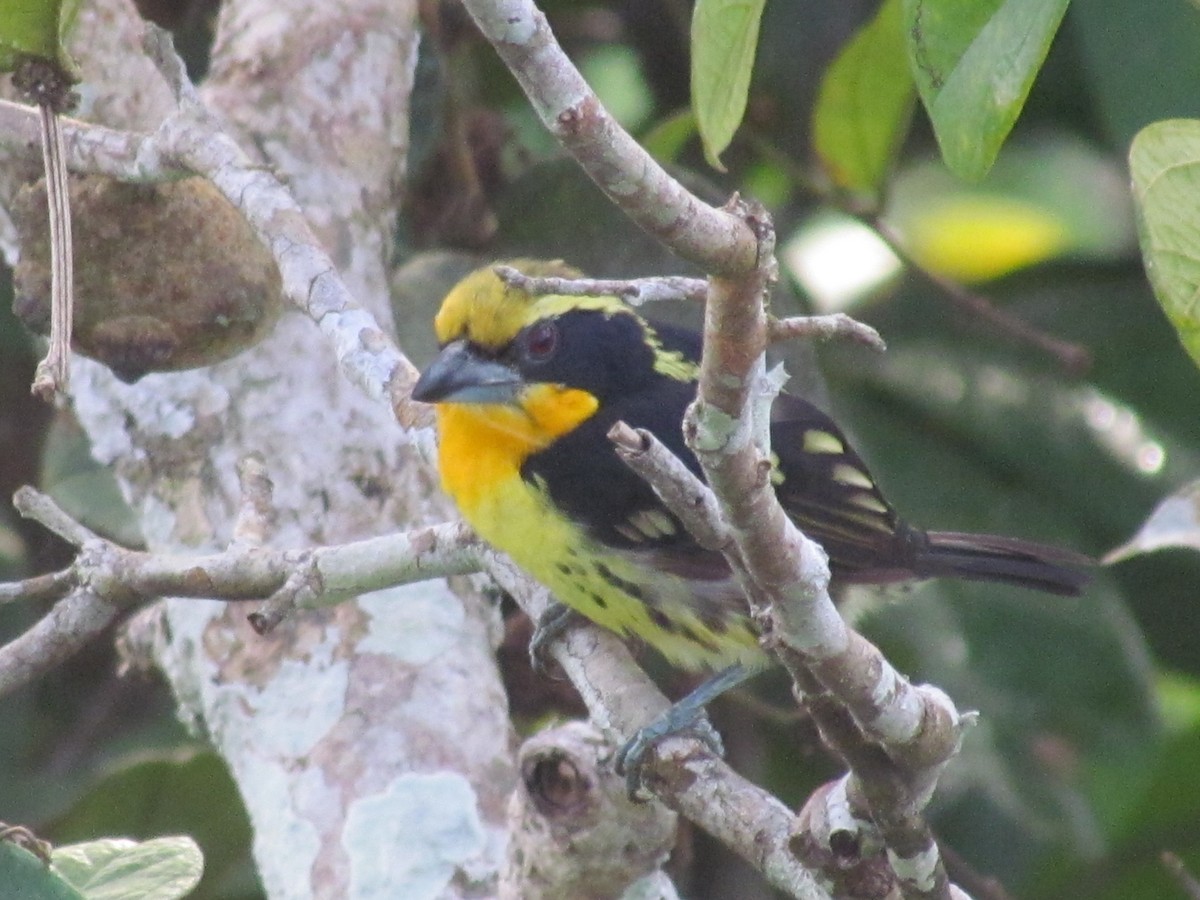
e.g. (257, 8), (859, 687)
(484, 551), (832, 899)
(0, 486), (485, 696)
(768, 313), (887, 352)
(495, 267), (886, 355)
(0, 6), (508, 896)
(494, 265), (709, 305)
(608, 415), (969, 896)
(589, 198), (968, 896)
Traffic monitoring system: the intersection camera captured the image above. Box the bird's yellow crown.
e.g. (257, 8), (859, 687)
(433, 260), (623, 349)
(432, 261), (699, 384)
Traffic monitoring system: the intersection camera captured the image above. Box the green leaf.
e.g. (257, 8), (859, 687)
(0, 0), (63, 68)
(49, 750), (260, 900)
(40, 413), (142, 548)
(903, 0), (1069, 180)
(52, 837), (203, 900)
(0, 0), (79, 75)
(0, 842), (86, 900)
(1157, 672), (1200, 735)
(812, 0), (915, 195)
(641, 108), (698, 165)
(1130, 119), (1200, 371)
(690, 0), (766, 171)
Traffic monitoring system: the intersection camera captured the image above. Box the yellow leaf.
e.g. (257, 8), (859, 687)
(903, 196), (1069, 282)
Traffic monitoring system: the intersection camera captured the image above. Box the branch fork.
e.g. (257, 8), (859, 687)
(599, 196), (971, 897)
(0, 483), (486, 697)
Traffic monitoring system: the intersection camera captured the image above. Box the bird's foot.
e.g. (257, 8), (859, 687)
(613, 663), (753, 799)
(528, 602), (584, 680)
(614, 703), (725, 799)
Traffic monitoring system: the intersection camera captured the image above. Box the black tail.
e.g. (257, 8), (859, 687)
(914, 531), (1093, 597)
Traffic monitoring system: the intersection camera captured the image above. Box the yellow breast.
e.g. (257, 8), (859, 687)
(435, 400), (765, 673)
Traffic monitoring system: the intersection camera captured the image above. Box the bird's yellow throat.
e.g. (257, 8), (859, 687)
(434, 384), (599, 515)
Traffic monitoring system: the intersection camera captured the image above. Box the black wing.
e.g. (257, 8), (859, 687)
(770, 392), (1092, 593)
(769, 392), (915, 581)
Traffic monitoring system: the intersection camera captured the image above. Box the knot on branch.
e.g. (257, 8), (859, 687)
(503, 721), (675, 898)
(555, 96), (599, 139)
(76, 540), (138, 607)
(522, 748), (593, 819)
(722, 193), (777, 277)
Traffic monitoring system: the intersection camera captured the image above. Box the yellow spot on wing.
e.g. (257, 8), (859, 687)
(646, 509), (676, 536)
(848, 492), (889, 514)
(769, 452), (785, 486)
(833, 463), (875, 490)
(803, 430), (845, 454)
(614, 523), (643, 542)
(629, 508), (676, 539)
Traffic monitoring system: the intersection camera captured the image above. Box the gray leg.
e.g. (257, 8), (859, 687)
(614, 663), (758, 798)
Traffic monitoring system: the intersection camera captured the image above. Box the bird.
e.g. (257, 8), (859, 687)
(411, 260), (1092, 789)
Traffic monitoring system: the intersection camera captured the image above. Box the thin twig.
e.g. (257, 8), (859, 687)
(607, 422), (731, 553)
(482, 550), (830, 899)
(0, 570), (75, 605)
(0, 489), (486, 697)
(247, 561), (317, 635)
(13, 487), (99, 546)
(0, 589), (124, 697)
(0, 97), (172, 180)
(681, 198), (962, 898)
(867, 215), (1090, 373)
(138, 24), (431, 440)
(768, 313), (886, 352)
(610, 416), (964, 896)
(494, 265), (708, 305)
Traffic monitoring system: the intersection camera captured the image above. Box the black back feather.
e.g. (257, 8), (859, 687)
(520, 310), (1091, 596)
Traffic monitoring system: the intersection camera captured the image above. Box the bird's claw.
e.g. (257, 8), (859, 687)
(528, 602), (583, 680)
(614, 706), (725, 800)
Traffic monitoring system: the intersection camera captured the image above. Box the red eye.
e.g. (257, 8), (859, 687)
(524, 321), (559, 362)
